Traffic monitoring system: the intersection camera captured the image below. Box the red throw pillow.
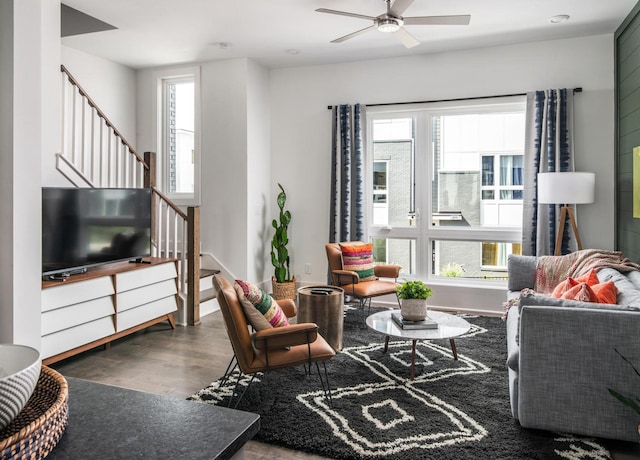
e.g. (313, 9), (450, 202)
(576, 269), (600, 287)
(560, 282), (597, 302)
(551, 277), (577, 298)
(551, 269), (600, 299)
(591, 281), (617, 304)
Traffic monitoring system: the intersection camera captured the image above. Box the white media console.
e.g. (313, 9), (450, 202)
(41, 258), (179, 364)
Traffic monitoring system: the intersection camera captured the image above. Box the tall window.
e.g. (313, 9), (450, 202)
(367, 97), (525, 283)
(156, 67), (200, 204)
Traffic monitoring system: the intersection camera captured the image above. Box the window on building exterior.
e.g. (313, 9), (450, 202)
(156, 67), (200, 204)
(366, 97), (525, 283)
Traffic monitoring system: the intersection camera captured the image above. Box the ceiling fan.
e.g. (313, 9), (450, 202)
(316, 0), (470, 49)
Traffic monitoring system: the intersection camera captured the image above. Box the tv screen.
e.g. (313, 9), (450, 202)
(42, 188), (152, 277)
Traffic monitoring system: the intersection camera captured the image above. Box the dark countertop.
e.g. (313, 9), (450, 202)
(47, 377), (259, 460)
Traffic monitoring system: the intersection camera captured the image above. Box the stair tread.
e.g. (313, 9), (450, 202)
(200, 268), (220, 279)
(200, 288), (216, 303)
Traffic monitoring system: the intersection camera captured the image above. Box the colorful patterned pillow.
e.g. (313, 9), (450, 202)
(340, 242), (375, 282)
(235, 280), (289, 328)
(234, 283), (272, 331)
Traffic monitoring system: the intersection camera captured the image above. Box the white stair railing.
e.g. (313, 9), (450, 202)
(58, 65), (201, 324)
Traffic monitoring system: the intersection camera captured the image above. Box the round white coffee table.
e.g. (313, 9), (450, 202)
(365, 309), (471, 380)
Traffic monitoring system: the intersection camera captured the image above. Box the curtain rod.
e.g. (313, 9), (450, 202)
(327, 87), (582, 110)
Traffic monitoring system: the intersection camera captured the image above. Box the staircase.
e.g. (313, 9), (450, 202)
(58, 65), (217, 325)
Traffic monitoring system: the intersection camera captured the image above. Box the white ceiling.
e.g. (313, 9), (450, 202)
(61, 0), (637, 70)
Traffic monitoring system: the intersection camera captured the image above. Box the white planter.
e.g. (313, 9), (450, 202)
(400, 298), (428, 321)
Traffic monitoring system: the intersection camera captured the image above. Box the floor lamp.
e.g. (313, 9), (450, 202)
(537, 172), (595, 256)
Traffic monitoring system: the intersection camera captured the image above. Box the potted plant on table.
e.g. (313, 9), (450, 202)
(396, 280), (433, 321)
(270, 183), (296, 300)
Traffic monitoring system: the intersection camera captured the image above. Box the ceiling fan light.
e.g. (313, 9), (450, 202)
(377, 18), (400, 33)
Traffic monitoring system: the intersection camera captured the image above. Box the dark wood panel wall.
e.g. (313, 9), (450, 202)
(616, 2), (640, 261)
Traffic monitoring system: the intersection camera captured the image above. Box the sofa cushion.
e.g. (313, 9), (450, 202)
(340, 242), (375, 281)
(625, 270), (640, 291)
(596, 268), (640, 306)
(507, 255), (538, 291)
(235, 279), (289, 328)
(519, 291), (639, 312)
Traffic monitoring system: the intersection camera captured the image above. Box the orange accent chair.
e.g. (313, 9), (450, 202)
(213, 275), (335, 407)
(325, 242), (402, 312)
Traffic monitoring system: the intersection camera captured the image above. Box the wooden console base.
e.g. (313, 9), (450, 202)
(41, 258), (179, 364)
(43, 313), (175, 365)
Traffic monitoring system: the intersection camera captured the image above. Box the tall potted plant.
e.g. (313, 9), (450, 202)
(396, 280), (433, 321)
(271, 183), (296, 300)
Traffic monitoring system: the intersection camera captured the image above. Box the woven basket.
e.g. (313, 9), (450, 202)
(0, 366), (69, 460)
(272, 275), (297, 300)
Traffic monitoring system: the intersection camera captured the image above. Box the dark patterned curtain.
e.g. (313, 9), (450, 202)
(522, 89), (575, 256)
(329, 104), (366, 244)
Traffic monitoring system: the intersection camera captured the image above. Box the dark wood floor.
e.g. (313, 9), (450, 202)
(51, 310), (640, 460)
(50, 310), (327, 460)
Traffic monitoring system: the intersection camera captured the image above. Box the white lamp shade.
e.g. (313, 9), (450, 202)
(537, 172), (595, 204)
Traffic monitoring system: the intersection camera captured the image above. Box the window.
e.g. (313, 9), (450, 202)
(155, 67), (200, 204)
(367, 97), (525, 283)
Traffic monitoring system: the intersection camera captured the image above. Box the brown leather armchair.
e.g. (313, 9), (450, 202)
(325, 242), (402, 313)
(213, 275), (335, 407)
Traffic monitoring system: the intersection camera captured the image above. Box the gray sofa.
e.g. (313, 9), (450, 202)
(506, 254), (640, 442)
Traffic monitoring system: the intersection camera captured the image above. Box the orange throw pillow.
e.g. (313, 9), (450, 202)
(551, 269), (600, 298)
(560, 282), (597, 302)
(551, 277), (577, 298)
(591, 281), (617, 304)
(575, 269), (599, 286)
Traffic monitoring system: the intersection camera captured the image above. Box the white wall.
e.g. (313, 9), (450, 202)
(61, 46), (137, 143)
(200, 59), (249, 279)
(246, 60), (272, 283)
(0, 0), (57, 347)
(137, 58), (273, 282)
(270, 34), (615, 312)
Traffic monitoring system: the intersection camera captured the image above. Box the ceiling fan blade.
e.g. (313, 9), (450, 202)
(389, 0), (415, 17)
(315, 8), (375, 22)
(403, 15), (471, 26)
(331, 25), (376, 43)
(394, 27), (420, 48)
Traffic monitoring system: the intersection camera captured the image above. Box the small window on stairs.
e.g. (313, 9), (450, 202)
(157, 67), (200, 205)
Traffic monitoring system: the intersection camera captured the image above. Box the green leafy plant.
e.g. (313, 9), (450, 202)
(396, 280), (433, 300)
(608, 348), (640, 417)
(270, 183), (292, 283)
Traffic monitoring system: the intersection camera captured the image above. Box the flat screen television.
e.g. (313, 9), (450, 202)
(42, 187), (152, 278)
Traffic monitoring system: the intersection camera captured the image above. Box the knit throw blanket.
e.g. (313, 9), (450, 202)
(534, 249), (640, 294)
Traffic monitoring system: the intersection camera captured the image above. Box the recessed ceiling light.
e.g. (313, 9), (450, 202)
(285, 49), (300, 55)
(210, 42), (231, 50)
(549, 15), (570, 24)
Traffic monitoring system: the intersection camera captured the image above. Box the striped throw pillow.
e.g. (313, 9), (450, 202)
(235, 279), (289, 328)
(340, 242), (375, 282)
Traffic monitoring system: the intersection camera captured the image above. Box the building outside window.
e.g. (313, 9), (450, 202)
(156, 67), (200, 204)
(367, 97), (525, 284)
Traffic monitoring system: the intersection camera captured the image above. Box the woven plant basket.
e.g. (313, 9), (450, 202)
(0, 365), (69, 460)
(272, 275), (297, 300)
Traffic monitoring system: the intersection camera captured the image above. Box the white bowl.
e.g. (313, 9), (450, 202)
(0, 344), (41, 430)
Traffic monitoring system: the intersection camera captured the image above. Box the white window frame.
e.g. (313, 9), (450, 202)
(153, 66), (201, 205)
(366, 96), (525, 286)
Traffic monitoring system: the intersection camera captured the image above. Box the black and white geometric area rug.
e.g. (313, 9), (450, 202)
(189, 307), (611, 460)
